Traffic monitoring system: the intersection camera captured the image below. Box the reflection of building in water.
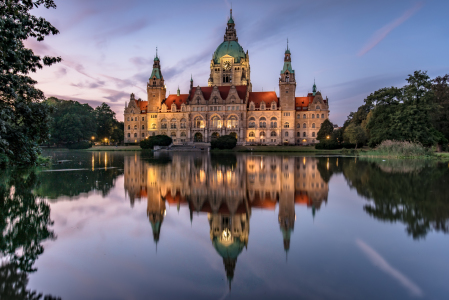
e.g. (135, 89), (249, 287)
(124, 154), (328, 281)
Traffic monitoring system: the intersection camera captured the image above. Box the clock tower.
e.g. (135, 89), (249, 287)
(209, 9), (251, 89)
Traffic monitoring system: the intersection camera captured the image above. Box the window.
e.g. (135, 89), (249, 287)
(249, 131), (255, 137)
(212, 116), (222, 128)
(303, 132), (306, 137)
(249, 117), (256, 128)
(321, 114), (324, 118)
(271, 131), (276, 137)
(181, 132), (186, 137)
(127, 117), (130, 121)
(312, 114), (315, 119)
(285, 132), (288, 137)
(296, 123), (300, 128)
(180, 118), (186, 128)
(316, 105), (320, 109)
(131, 117), (133, 121)
(260, 131), (266, 137)
(194, 117), (204, 128)
(270, 117), (277, 128)
(303, 123), (306, 128)
(127, 133), (130, 137)
(128, 125), (130, 130)
(142, 125), (145, 130)
(297, 132), (300, 137)
(317, 114), (320, 118)
(260, 103), (266, 110)
(271, 102), (276, 110)
(152, 124), (156, 129)
(134, 125), (137, 129)
(312, 123), (315, 128)
(142, 133), (145, 137)
(171, 132), (176, 137)
(142, 117), (145, 121)
(259, 117), (266, 128)
(284, 122), (289, 128)
(283, 112), (290, 116)
(303, 114), (306, 118)
(228, 116), (237, 128)
(249, 103), (255, 110)
(170, 118), (177, 129)
(161, 118), (167, 129)
(134, 133), (137, 137)
(312, 132), (316, 137)
(297, 114), (301, 119)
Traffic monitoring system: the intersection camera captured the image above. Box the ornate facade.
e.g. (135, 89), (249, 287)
(124, 10), (330, 145)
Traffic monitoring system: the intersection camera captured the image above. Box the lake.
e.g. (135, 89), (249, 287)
(1, 150), (448, 300)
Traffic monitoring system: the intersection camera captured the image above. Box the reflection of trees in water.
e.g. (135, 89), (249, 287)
(336, 158), (449, 239)
(0, 169), (60, 299)
(35, 168), (123, 201)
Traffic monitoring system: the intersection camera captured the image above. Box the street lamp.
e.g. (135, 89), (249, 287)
(91, 136), (95, 146)
(104, 138), (108, 145)
(326, 135), (330, 139)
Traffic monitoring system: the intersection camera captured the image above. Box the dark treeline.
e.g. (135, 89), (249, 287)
(317, 71), (449, 150)
(45, 97), (124, 147)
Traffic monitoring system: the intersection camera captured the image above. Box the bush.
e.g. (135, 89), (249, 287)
(374, 140), (429, 157)
(211, 135), (237, 150)
(66, 141), (92, 149)
(140, 135), (173, 149)
(315, 141), (341, 150)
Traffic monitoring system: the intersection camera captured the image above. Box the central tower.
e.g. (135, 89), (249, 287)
(209, 9), (251, 89)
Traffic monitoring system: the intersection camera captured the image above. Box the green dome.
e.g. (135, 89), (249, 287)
(213, 41), (246, 64)
(212, 236), (244, 259)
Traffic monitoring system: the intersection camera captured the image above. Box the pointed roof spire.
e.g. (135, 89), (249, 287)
(154, 47), (160, 61)
(177, 86), (180, 96)
(228, 8), (234, 24)
(190, 74), (193, 82)
(313, 79), (317, 96)
(285, 38), (291, 54)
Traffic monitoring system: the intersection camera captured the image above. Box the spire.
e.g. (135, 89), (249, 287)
(190, 74), (193, 82)
(313, 79), (317, 96)
(224, 9), (237, 41)
(228, 8), (234, 24)
(177, 86), (180, 96)
(285, 38), (291, 54)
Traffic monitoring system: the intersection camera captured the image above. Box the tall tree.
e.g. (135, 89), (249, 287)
(317, 119), (334, 141)
(95, 103), (116, 140)
(0, 0), (60, 166)
(343, 123), (367, 148)
(430, 75), (449, 150)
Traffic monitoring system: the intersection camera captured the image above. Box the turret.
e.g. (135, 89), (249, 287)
(279, 40), (296, 110)
(224, 9), (238, 42)
(147, 48), (166, 112)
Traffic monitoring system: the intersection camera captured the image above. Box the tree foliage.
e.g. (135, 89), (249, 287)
(0, 0), (61, 166)
(140, 135), (172, 149)
(211, 135), (237, 150)
(317, 119), (334, 141)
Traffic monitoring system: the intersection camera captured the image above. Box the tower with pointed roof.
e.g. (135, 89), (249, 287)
(147, 49), (166, 113)
(279, 41), (297, 144)
(209, 9), (251, 88)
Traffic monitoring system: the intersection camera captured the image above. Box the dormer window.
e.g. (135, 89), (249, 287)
(249, 102), (255, 111)
(316, 105), (320, 109)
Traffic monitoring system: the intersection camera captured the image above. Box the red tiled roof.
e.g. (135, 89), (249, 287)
(189, 85), (247, 102)
(164, 190), (187, 205)
(131, 99), (148, 113)
(295, 96), (314, 108)
(165, 94), (189, 109)
(248, 91), (278, 108)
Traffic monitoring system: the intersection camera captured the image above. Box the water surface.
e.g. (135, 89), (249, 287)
(1, 151), (448, 300)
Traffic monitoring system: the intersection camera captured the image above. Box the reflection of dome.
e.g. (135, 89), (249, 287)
(213, 41), (246, 64)
(280, 227), (292, 251)
(212, 235), (245, 286)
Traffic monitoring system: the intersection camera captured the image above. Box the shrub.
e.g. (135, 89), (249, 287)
(315, 141), (341, 150)
(374, 140), (429, 157)
(140, 135), (172, 149)
(211, 135), (237, 150)
(66, 141), (92, 149)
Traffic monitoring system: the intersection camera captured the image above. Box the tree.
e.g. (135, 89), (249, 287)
(430, 75), (449, 150)
(140, 135), (172, 149)
(343, 124), (366, 149)
(95, 103), (116, 140)
(317, 119), (334, 141)
(211, 135), (237, 149)
(0, 0), (61, 166)
(110, 121), (124, 144)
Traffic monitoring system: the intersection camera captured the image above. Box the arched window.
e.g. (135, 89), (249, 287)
(161, 118), (167, 129)
(127, 117), (130, 121)
(303, 114), (306, 118)
(170, 118), (177, 129)
(303, 132), (306, 137)
(131, 117), (133, 121)
(134, 125), (137, 130)
(128, 125), (130, 130)
(211, 116), (222, 128)
(271, 131), (276, 137)
(259, 117), (266, 128)
(303, 123), (306, 128)
(127, 133), (130, 137)
(312, 123), (316, 128)
(134, 133), (137, 137)
(171, 104), (176, 112)
(296, 123), (300, 128)
(316, 105), (320, 109)
(249, 131), (255, 137)
(180, 118), (186, 128)
(142, 133), (145, 137)
(249, 102), (255, 110)
(194, 117), (204, 128)
(181, 132), (186, 137)
(260, 131), (266, 137)
(249, 117), (256, 128)
(321, 114), (324, 118)
(171, 132), (176, 137)
(316, 114), (320, 118)
(271, 102), (276, 110)
(260, 102), (266, 110)
(312, 132), (316, 137)
(285, 132), (289, 137)
(270, 117), (277, 128)
(228, 116), (238, 128)
(152, 124), (156, 129)
(312, 114), (315, 119)
(181, 105), (186, 112)
(284, 122), (289, 128)
(142, 125), (145, 130)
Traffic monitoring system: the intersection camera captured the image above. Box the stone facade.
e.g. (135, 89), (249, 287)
(124, 10), (330, 145)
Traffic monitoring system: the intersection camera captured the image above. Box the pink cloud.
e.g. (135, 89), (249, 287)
(358, 2), (424, 56)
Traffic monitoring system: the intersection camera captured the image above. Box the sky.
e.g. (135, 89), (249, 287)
(28, 0), (449, 125)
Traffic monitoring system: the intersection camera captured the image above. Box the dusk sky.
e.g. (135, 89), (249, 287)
(28, 0), (449, 125)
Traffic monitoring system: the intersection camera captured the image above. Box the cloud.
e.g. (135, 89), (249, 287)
(129, 56), (152, 67)
(101, 89), (130, 103)
(55, 67), (68, 77)
(356, 239), (423, 297)
(358, 2), (424, 56)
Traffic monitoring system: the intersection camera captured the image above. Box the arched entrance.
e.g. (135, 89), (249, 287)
(194, 132), (203, 142)
(211, 132), (219, 139)
(229, 132), (237, 139)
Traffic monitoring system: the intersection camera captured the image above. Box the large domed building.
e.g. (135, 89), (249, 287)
(124, 10), (330, 145)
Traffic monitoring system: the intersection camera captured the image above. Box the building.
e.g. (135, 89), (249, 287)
(124, 10), (330, 145)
